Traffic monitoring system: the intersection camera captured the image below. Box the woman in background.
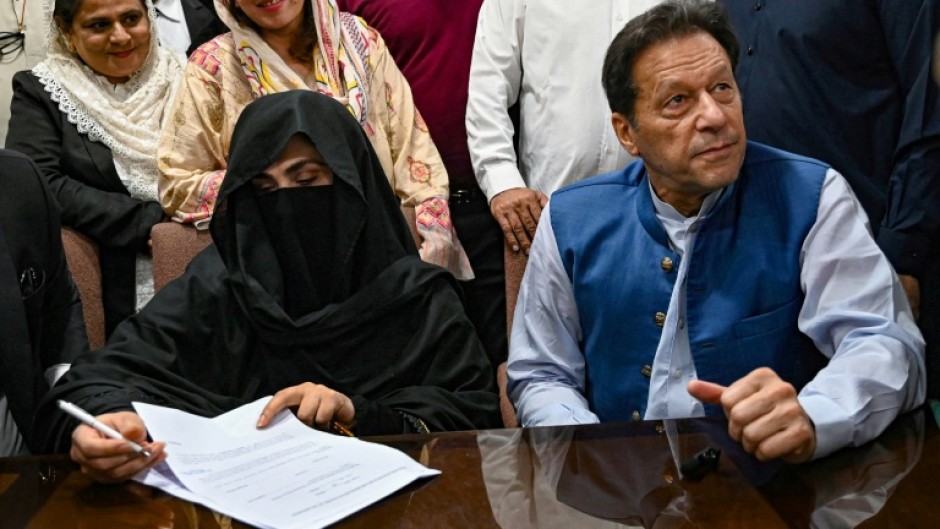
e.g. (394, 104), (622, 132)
(158, 0), (471, 278)
(6, 0), (183, 335)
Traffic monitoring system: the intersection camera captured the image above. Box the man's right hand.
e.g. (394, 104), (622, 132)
(490, 187), (549, 254)
(70, 411), (165, 484)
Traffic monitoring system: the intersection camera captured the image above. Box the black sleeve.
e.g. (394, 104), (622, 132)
(368, 275), (501, 433)
(34, 161), (89, 369)
(872, 0), (940, 277)
(5, 71), (164, 251)
(35, 249), (249, 453)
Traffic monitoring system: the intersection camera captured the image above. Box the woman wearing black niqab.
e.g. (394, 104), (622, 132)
(36, 91), (500, 482)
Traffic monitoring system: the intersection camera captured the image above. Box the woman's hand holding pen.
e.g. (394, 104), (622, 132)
(257, 383), (356, 434)
(70, 411), (166, 483)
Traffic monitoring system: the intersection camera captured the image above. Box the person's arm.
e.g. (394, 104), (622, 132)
(366, 24), (473, 277)
(466, 0), (547, 253)
(5, 72), (164, 250)
(689, 170), (926, 462)
(35, 250), (231, 454)
(157, 55), (231, 227)
(798, 169), (925, 458)
(361, 270), (501, 434)
(872, 0), (940, 312)
(366, 24), (447, 206)
(507, 204), (600, 426)
(466, 0), (526, 201)
(35, 164), (88, 371)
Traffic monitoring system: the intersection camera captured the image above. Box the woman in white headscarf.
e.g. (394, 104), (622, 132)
(5, 0), (184, 336)
(157, 0), (472, 279)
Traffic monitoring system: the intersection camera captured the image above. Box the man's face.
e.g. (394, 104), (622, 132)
(612, 32), (746, 213)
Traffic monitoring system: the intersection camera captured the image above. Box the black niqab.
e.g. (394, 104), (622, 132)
(211, 91), (417, 342)
(257, 186), (336, 317)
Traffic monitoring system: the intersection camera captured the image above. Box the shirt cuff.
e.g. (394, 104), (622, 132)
(524, 403), (600, 428)
(44, 364), (70, 387)
(876, 226), (930, 278)
(477, 161), (527, 204)
(798, 393), (854, 460)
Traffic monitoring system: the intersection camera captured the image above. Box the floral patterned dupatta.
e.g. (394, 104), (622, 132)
(214, 0), (370, 126)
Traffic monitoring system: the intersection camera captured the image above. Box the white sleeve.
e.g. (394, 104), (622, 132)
(466, 0), (528, 202)
(797, 169), (926, 459)
(507, 203), (600, 426)
(45, 364), (71, 387)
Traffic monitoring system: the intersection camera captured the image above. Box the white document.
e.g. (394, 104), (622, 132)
(132, 398), (439, 529)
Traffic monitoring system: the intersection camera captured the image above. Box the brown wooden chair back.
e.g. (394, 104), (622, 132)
(61, 228), (105, 350)
(151, 223), (213, 292)
(500, 245), (529, 428)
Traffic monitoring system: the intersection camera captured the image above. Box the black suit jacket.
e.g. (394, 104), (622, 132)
(182, 0), (227, 56)
(5, 71), (166, 334)
(0, 150), (88, 452)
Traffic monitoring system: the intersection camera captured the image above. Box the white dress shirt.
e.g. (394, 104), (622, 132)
(508, 168), (925, 459)
(466, 0), (662, 202)
(154, 0), (192, 57)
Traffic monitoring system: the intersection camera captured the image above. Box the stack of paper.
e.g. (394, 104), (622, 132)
(132, 398), (439, 529)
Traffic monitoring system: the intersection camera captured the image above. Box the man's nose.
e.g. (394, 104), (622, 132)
(695, 93), (728, 131)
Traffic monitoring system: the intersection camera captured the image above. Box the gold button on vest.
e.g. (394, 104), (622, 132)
(661, 257), (674, 273)
(654, 311), (666, 327)
(641, 364), (653, 378)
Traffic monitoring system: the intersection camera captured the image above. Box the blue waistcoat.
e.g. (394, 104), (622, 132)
(550, 142), (829, 421)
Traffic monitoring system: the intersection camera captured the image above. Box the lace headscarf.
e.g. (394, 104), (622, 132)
(32, 0), (183, 201)
(215, 0), (370, 127)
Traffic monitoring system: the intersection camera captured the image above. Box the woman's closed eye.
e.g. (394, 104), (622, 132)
(295, 168), (331, 187)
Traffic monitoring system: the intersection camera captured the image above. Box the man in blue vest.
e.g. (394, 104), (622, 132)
(507, 0), (925, 463)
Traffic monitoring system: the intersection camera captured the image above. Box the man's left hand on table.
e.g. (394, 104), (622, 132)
(688, 367), (816, 463)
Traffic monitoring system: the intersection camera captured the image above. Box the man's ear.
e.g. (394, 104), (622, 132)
(611, 112), (640, 157)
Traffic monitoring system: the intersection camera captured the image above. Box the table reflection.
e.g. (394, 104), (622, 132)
(759, 411), (925, 529)
(0, 409), (935, 529)
(478, 421), (787, 529)
(475, 412), (929, 529)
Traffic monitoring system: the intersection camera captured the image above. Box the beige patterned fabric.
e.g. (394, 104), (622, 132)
(157, 6), (471, 277)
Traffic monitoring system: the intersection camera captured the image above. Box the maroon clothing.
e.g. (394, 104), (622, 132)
(338, 0), (483, 190)
(337, 0), (507, 370)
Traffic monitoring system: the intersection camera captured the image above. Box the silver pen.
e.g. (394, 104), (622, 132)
(57, 400), (153, 458)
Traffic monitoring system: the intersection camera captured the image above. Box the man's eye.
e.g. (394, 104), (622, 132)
(667, 95), (685, 106)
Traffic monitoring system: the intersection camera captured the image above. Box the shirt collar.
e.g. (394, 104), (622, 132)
(153, 0), (184, 24)
(648, 177), (726, 223)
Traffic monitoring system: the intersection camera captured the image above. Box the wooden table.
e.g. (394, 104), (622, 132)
(1, 409), (936, 528)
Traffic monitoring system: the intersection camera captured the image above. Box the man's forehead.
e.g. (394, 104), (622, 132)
(634, 35), (733, 90)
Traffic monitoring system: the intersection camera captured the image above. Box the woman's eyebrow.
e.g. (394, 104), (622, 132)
(285, 159), (327, 174)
